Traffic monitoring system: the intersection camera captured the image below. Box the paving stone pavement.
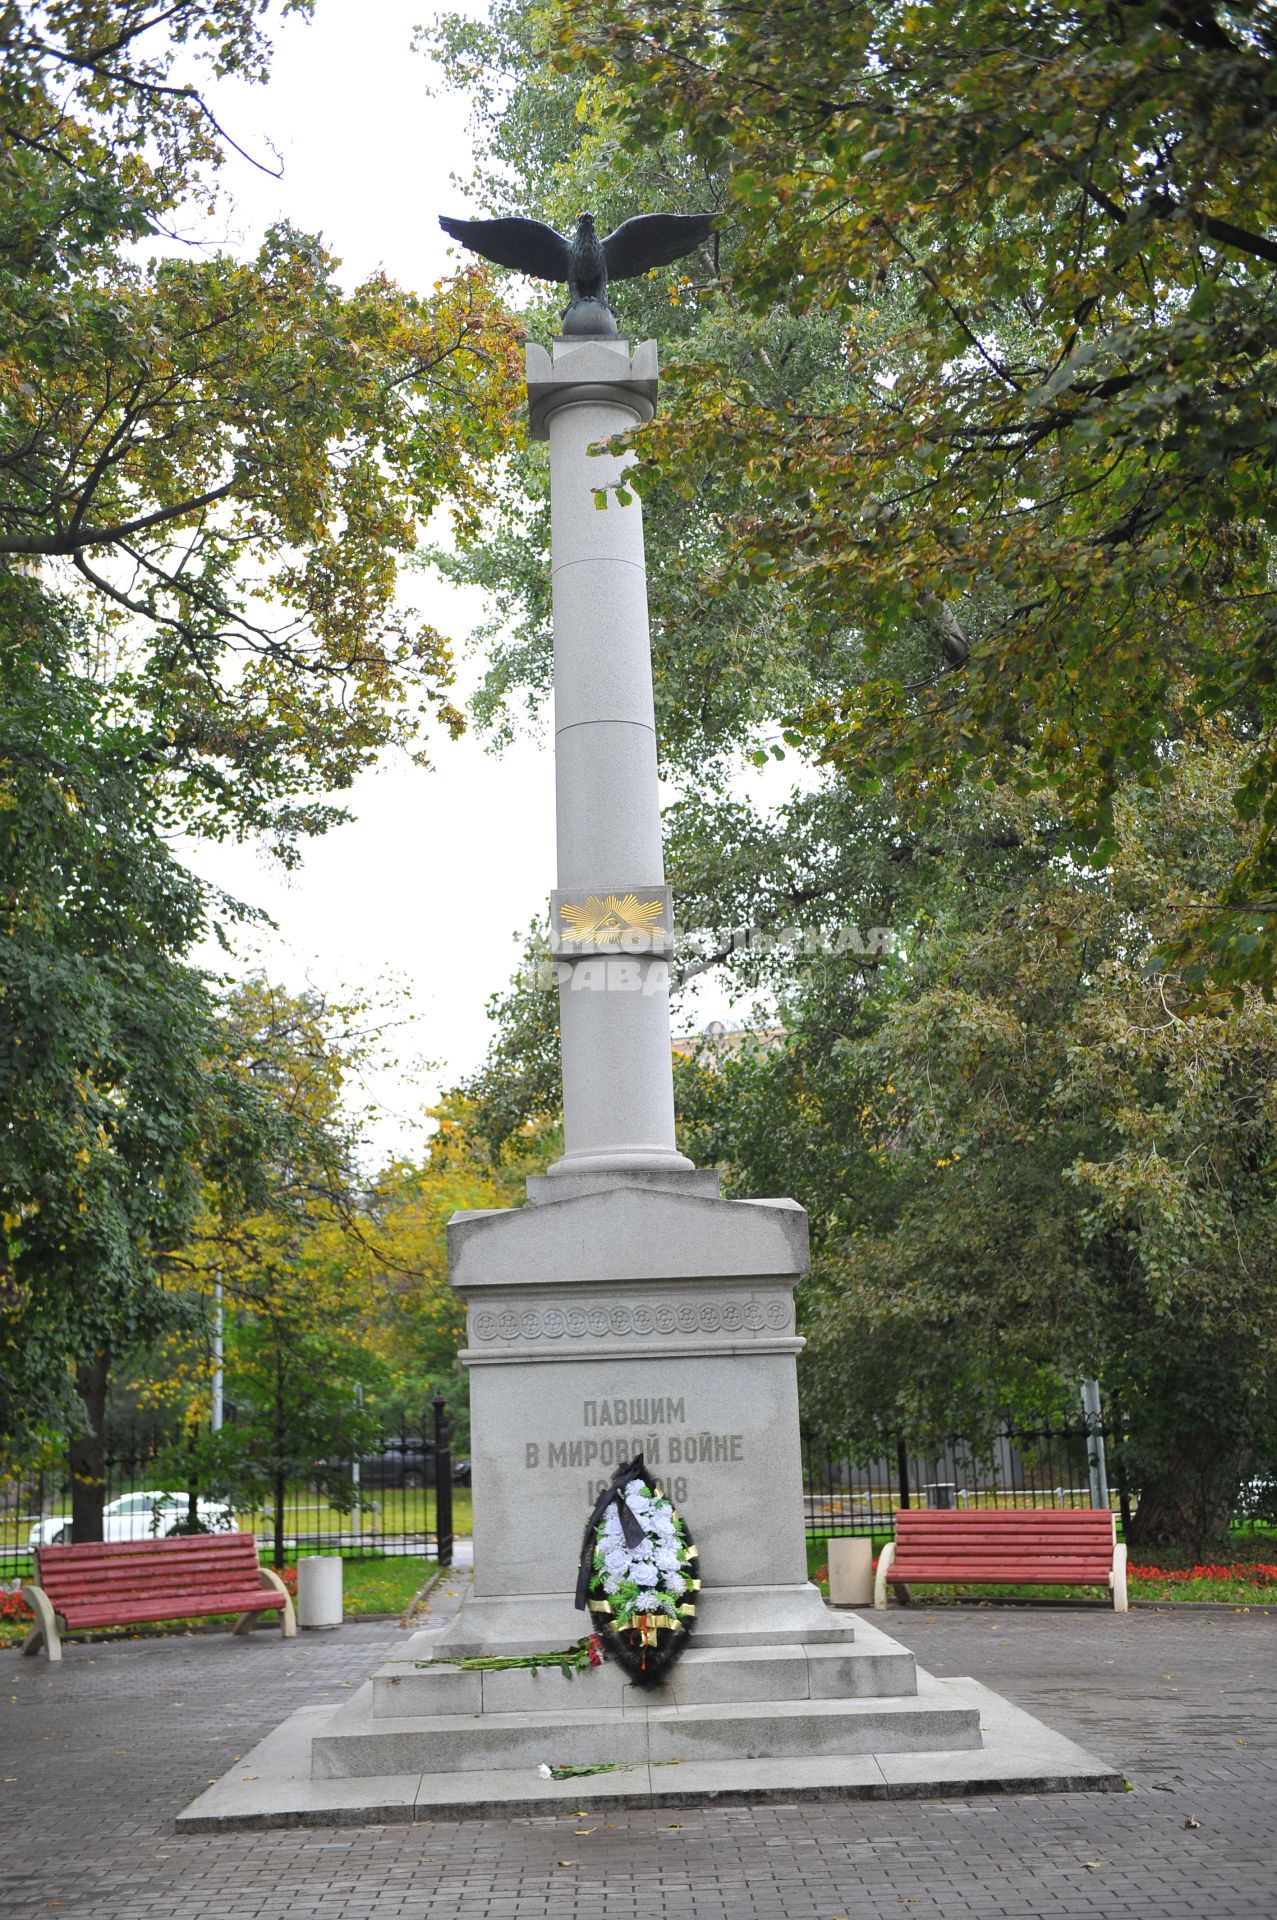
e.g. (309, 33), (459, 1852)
(3, 1592), (1275, 1920)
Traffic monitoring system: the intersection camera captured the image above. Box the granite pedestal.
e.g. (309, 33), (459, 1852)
(296, 1177), (1069, 1795)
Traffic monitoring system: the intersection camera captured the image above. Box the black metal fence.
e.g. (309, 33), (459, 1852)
(0, 1400), (460, 1581)
(802, 1417), (1124, 1536)
(6, 1409), (1124, 1581)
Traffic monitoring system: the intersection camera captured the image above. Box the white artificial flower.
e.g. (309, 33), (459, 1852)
(665, 1571), (687, 1596)
(654, 1545), (681, 1572)
(538, 1764), (553, 1779)
(633, 1560), (659, 1587)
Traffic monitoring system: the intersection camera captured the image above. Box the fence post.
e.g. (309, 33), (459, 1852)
(895, 1437), (911, 1511)
(432, 1395), (453, 1568)
(1080, 1378), (1111, 1510)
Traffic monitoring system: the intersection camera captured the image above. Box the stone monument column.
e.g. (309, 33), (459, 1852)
(180, 267), (1117, 1820)
(293, 322), (992, 1798)
(433, 336), (841, 1654)
(529, 337), (694, 1182)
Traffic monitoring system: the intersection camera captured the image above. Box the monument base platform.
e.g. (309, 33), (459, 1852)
(177, 1581), (1121, 1829)
(177, 1669), (1122, 1830)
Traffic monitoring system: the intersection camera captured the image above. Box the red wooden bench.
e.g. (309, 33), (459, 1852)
(873, 1508), (1128, 1611)
(21, 1532), (297, 1661)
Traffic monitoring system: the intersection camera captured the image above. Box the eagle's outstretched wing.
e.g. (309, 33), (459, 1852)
(438, 215), (573, 283)
(602, 212), (715, 282)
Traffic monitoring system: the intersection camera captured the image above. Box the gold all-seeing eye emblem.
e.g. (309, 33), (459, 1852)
(559, 893), (668, 945)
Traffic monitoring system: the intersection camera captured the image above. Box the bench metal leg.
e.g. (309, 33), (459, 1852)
(233, 1571), (298, 1638)
(1112, 1543), (1129, 1613)
(259, 1567), (297, 1637)
(873, 1541), (895, 1610)
(20, 1584), (62, 1661)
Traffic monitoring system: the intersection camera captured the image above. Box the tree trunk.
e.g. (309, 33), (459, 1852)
(273, 1351), (287, 1570)
(69, 1353), (109, 1543)
(271, 1464), (286, 1570)
(1124, 1450), (1243, 1561)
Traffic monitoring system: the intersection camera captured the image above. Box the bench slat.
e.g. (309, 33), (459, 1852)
(37, 1536), (261, 1594)
(890, 1562), (1113, 1582)
(892, 1546), (1113, 1561)
(39, 1536), (259, 1560)
(895, 1520), (1112, 1535)
(51, 1579), (262, 1606)
(895, 1530), (1111, 1543)
(895, 1511), (1112, 1522)
(60, 1591), (278, 1628)
(42, 1548), (259, 1573)
(895, 1509), (1110, 1518)
(41, 1553), (259, 1586)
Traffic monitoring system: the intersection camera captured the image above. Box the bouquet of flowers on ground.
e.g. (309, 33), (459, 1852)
(575, 1454), (699, 1686)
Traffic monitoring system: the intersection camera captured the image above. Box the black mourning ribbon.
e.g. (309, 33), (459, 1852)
(574, 1453), (650, 1611)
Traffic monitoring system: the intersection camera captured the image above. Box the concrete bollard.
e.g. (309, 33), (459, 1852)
(297, 1555), (342, 1630)
(827, 1536), (874, 1608)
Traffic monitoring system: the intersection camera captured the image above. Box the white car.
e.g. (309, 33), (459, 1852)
(28, 1490), (234, 1548)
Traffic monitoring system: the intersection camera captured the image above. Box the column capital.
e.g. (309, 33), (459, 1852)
(526, 337), (659, 440)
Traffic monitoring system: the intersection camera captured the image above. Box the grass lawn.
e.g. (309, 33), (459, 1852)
(338, 1555), (440, 1617)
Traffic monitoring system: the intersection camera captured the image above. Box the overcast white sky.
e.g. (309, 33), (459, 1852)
(181, 0), (749, 1167)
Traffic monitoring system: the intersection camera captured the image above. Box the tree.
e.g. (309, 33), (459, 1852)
(166, 978), (393, 1565)
(556, 0), (1277, 989)
(427, 0), (868, 784)
(1, 1), (523, 1513)
(429, 0), (1277, 1552)
(169, 1014), (557, 1555)
(0, 571), (217, 1514)
(3, 3), (523, 850)
(677, 746), (1277, 1557)
(366, 1091), (559, 1440)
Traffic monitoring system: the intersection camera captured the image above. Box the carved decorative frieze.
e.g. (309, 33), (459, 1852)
(470, 1295), (792, 1343)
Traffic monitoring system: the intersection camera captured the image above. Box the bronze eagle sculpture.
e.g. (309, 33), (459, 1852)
(438, 210), (714, 335)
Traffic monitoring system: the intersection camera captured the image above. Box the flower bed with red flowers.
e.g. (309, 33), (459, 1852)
(1, 1588), (33, 1627)
(1128, 1561), (1277, 1601)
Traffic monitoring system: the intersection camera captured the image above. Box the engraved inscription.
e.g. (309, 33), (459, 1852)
(524, 1398), (747, 1509)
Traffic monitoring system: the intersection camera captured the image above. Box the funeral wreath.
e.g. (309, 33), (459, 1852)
(576, 1454), (699, 1686)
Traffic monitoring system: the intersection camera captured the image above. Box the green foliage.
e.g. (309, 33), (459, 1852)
(364, 1090), (558, 1438)
(553, 0), (1277, 989)
(166, 978), (395, 1558)
(684, 747), (1277, 1554)
(0, 573), (215, 1447)
(426, 1), (867, 781)
(429, 0), (1277, 1553)
(3, 2), (523, 851)
(0, 0), (522, 1479)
